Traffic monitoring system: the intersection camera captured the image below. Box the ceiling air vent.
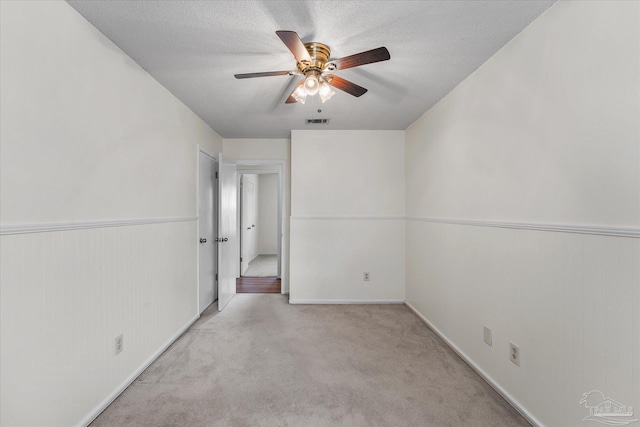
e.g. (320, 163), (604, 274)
(306, 118), (330, 125)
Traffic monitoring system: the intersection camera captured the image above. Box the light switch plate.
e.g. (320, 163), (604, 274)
(483, 326), (492, 346)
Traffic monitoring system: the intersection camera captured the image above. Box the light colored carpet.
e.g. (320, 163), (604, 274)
(243, 254), (277, 277)
(91, 295), (529, 427)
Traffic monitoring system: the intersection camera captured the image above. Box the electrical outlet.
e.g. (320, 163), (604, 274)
(510, 342), (520, 366)
(363, 272), (370, 281)
(115, 334), (123, 356)
(483, 326), (492, 346)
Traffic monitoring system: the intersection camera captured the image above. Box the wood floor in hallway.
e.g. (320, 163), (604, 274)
(236, 276), (281, 293)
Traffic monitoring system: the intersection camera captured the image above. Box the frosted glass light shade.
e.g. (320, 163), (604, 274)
(319, 81), (335, 103)
(293, 84), (307, 104)
(304, 74), (320, 96)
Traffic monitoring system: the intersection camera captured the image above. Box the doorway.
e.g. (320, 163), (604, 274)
(197, 149), (218, 313)
(237, 172), (281, 293)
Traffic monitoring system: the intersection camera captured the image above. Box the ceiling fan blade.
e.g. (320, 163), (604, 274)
(325, 75), (368, 97)
(331, 47), (390, 71)
(234, 70), (292, 79)
(276, 30), (311, 62)
(285, 80), (305, 103)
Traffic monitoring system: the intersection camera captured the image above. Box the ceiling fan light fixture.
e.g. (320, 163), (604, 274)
(235, 31), (390, 105)
(319, 81), (335, 103)
(304, 73), (320, 96)
(292, 83), (308, 104)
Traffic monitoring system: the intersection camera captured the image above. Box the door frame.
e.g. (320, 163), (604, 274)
(235, 160), (286, 294)
(196, 145), (218, 316)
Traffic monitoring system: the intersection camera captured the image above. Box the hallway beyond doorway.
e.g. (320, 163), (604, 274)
(243, 254), (277, 277)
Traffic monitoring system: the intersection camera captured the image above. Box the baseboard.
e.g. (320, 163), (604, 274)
(258, 252), (277, 256)
(289, 299), (405, 305)
(77, 314), (200, 427)
(404, 301), (542, 427)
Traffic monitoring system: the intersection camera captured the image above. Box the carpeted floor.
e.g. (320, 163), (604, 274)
(243, 254), (277, 277)
(91, 295), (529, 427)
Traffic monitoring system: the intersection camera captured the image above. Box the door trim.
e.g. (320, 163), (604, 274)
(196, 145), (218, 317)
(235, 160), (286, 294)
(216, 153), (238, 311)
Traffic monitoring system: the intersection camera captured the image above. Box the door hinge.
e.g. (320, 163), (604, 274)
(240, 257), (243, 262)
(215, 273), (218, 281)
(215, 172), (218, 179)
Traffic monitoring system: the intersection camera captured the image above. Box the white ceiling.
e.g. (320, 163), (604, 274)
(67, 0), (555, 138)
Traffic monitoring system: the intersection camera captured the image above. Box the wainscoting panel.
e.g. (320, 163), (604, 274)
(290, 218), (405, 302)
(0, 220), (197, 427)
(405, 219), (639, 427)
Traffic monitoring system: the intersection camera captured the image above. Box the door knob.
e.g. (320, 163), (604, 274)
(222, 237), (228, 242)
(199, 238), (207, 244)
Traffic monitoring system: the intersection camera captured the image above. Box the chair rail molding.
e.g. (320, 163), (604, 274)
(405, 216), (639, 238)
(0, 217), (198, 235)
(290, 216), (406, 221)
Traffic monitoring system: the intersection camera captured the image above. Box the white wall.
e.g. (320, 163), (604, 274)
(224, 138), (290, 289)
(0, 2), (222, 426)
(0, 4), (221, 224)
(290, 130), (405, 303)
(405, 2), (640, 426)
(224, 139), (289, 162)
(257, 174), (278, 254)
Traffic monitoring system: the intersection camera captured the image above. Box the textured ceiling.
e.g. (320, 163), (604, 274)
(67, 1), (555, 138)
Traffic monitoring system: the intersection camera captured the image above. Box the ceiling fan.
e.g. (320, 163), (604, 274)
(234, 31), (390, 104)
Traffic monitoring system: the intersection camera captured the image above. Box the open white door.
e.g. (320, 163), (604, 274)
(198, 151), (217, 313)
(217, 153), (238, 311)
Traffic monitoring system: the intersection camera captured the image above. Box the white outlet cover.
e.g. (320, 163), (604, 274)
(510, 342), (520, 366)
(115, 334), (123, 355)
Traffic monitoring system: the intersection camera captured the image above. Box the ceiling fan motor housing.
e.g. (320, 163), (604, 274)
(298, 42), (333, 75)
